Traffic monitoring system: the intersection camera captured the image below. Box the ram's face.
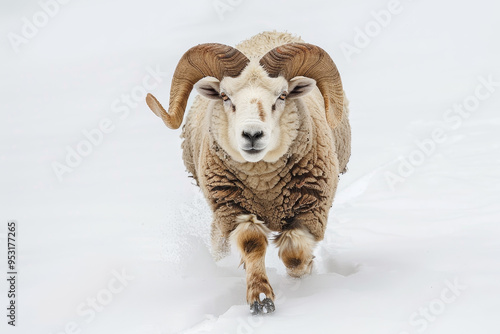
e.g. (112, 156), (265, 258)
(195, 70), (316, 163)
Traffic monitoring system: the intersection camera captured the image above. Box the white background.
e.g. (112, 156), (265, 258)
(1, 0), (499, 333)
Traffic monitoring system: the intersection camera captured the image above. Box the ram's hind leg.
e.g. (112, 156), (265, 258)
(274, 226), (316, 278)
(231, 214), (275, 314)
(211, 221), (230, 261)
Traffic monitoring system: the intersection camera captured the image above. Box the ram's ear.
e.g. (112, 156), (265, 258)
(287, 76), (316, 99)
(194, 77), (221, 100)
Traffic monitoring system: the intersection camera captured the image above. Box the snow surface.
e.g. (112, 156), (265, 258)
(1, 0), (500, 333)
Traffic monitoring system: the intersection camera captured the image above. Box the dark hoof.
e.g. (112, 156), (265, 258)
(250, 298), (275, 315)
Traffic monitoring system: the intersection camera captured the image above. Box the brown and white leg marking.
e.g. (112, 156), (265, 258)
(274, 226), (316, 278)
(230, 214), (275, 314)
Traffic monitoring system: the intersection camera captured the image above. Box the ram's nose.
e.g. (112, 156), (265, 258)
(242, 130), (264, 147)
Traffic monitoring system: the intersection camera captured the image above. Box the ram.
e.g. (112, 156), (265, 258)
(146, 31), (351, 314)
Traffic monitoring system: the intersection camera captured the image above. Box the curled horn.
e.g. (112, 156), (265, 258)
(259, 43), (344, 128)
(146, 44), (250, 129)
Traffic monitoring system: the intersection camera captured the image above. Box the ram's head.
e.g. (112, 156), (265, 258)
(146, 43), (344, 163)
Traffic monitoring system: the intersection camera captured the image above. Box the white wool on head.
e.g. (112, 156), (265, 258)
(235, 31), (305, 59)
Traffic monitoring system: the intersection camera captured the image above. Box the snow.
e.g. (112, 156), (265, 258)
(1, 0), (499, 333)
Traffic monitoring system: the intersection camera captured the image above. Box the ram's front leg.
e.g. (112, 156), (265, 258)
(230, 214), (275, 314)
(275, 225), (316, 277)
(275, 214), (320, 278)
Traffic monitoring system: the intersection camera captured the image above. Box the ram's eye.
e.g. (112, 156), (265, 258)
(220, 92), (230, 102)
(278, 92), (287, 100)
